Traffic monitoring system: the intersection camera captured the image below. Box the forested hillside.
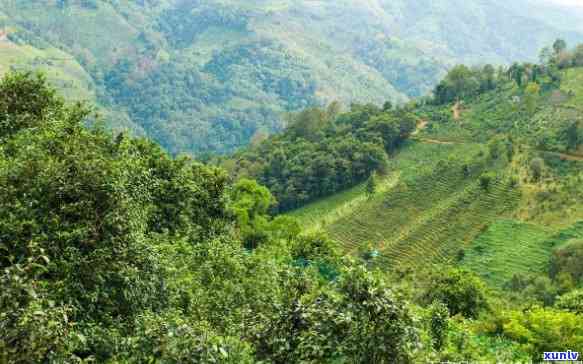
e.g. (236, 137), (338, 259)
(1, 0), (583, 154)
(2, 66), (583, 363)
(225, 102), (416, 211)
(280, 43), (583, 360)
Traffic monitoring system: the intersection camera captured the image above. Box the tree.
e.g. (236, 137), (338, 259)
(286, 107), (329, 141)
(539, 46), (554, 65)
(503, 307), (583, 360)
(429, 302), (450, 351)
(433, 65), (480, 104)
(573, 44), (583, 67)
(553, 39), (567, 56)
(479, 172), (496, 191)
(565, 121), (580, 150)
(0, 72), (66, 139)
(529, 157), (545, 182)
(479, 64), (497, 92)
(555, 289), (583, 314)
(524, 82), (540, 114)
(550, 239), (583, 284)
(256, 265), (419, 363)
(366, 171), (378, 197)
(422, 268), (489, 318)
(229, 178), (275, 249)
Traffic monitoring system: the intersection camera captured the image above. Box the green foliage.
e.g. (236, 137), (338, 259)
(555, 289), (583, 314)
(433, 65), (498, 105)
(0, 247), (74, 363)
(0, 72), (65, 139)
(0, 76), (168, 324)
(122, 313), (255, 364)
(365, 171), (378, 197)
(255, 265), (419, 363)
(228, 103), (414, 211)
(502, 307), (583, 360)
(429, 302), (450, 351)
(550, 239), (583, 284)
(290, 232), (339, 263)
(229, 178), (275, 249)
(422, 268), (489, 319)
(0, 72), (238, 361)
(479, 171), (496, 191)
(530, 157), (546, 182)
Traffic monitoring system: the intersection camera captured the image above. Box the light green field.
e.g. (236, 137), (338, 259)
(289, 139), (523, 270)
(461, 220), (556, 287)
(0, 41), (95, 101)
(462, 220), (583, 287)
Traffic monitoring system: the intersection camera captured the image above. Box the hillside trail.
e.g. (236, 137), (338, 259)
(413, 119), (583, 159)
(541, 150), (583, 162)
(452, 101), (462, 120)
(415, 137), (457, 145)
(412, 120), (459, 145)
(412, 119), (428, 136)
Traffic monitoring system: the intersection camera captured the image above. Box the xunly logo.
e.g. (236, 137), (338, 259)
(543, 350), (580, 361)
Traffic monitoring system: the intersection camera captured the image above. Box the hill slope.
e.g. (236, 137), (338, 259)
(1, 0), (583, 154)
(286, 65), (583, 287)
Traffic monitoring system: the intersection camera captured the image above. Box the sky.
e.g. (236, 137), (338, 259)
(543, 0), (583, 7)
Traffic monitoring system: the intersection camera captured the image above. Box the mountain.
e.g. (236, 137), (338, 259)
(278, 54), (583, 283)
(1, 0), (583, 154)
(2, 51), (583, 362)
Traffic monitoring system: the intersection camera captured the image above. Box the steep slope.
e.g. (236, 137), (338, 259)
(1, 0), (582, 154)
(286, 65), (583, 287)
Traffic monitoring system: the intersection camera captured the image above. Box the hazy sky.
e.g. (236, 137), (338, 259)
(544, 0), (583, 7)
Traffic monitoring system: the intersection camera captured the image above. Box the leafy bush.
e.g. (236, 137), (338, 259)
(422, 268), (489, 319)
(555, 289), (583, 314)
(550, 239), (583, 284)
(502, 307), (583, 360)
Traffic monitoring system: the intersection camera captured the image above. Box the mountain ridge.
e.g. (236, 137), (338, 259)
(1, 0), (582, 154)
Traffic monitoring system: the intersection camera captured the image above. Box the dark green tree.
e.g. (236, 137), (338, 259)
(422, 268), (489, 318)
(553, 39), (567, 56)
(366, 171), (378, 197)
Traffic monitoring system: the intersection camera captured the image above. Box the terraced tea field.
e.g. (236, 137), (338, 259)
(462, 220), (583, 286)
(327, 159), (521, 269)
(461, 220), (556, 287)
(291, 139), (523, 269)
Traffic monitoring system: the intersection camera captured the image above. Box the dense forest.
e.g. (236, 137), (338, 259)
(2, 37), (583, 361)
(224, 103), (416, 211)
(1, 0), (583, 155)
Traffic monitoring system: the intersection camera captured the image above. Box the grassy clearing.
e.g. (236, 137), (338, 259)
(461, 219), (556, 287)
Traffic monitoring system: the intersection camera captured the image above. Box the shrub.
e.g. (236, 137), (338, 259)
(502, 307), (583, 360)
(555, 289), (583, 314)
(530, 157), (545, 182)
(479, 172), (496, 191)
(422, 268), (489, 319)
(429, 302), (450, 351)
(550, 239), (583, 284)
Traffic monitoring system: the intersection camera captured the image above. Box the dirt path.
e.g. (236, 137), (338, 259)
(413, 137), (458, 145)
(452, 101), (462, 120)
(543, 150), (583, 162)
(412, 119), (428, 136)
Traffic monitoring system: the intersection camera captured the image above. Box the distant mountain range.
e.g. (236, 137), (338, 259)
(1, 0), (582, 154)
